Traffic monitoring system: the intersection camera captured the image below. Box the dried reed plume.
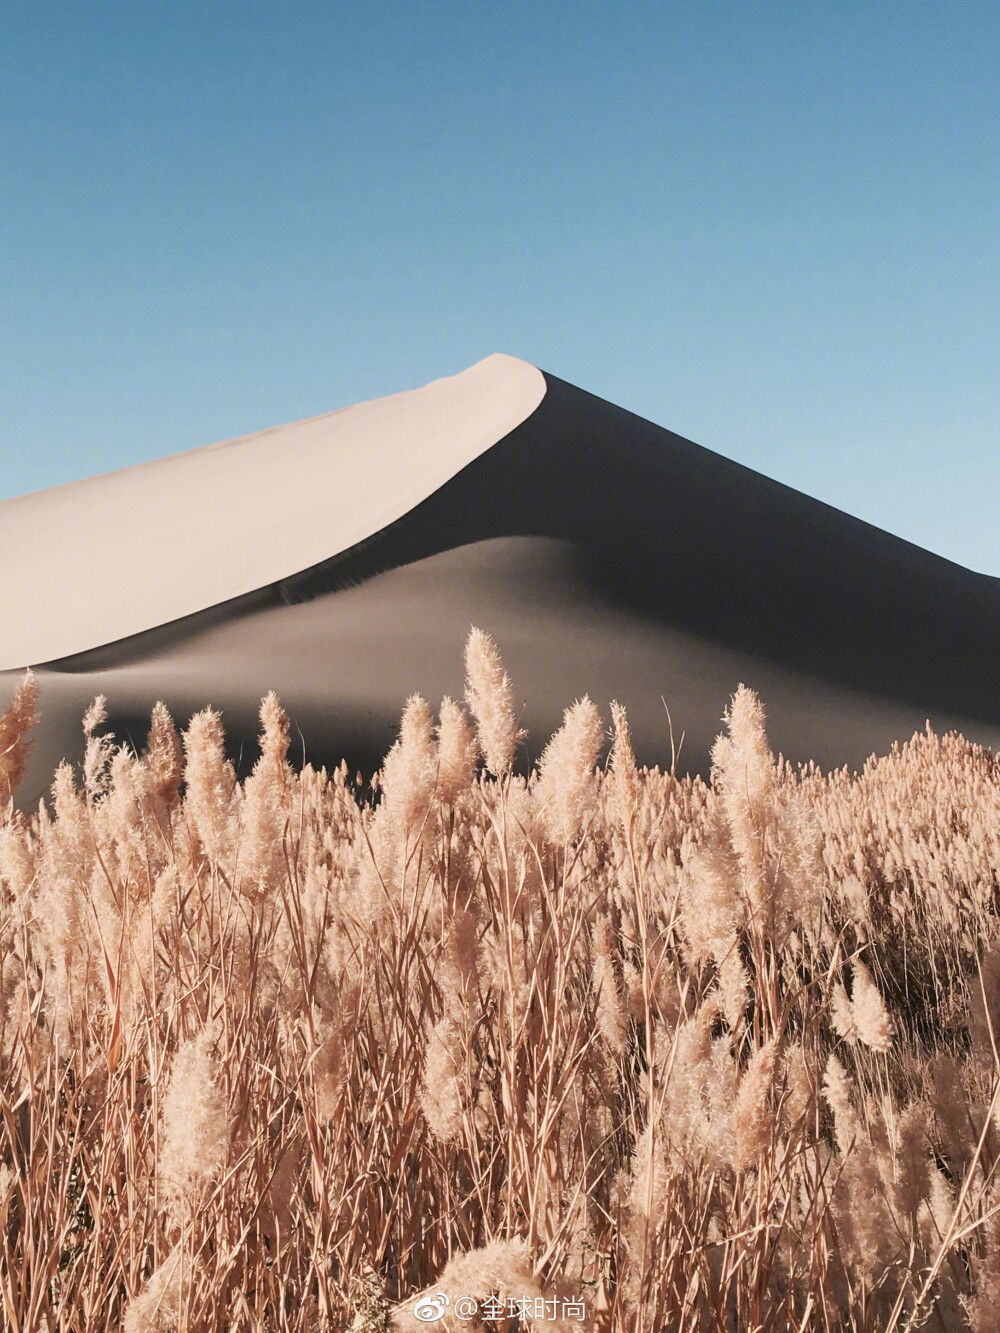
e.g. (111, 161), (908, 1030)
(463, 626), (524, 776)
(158, 1029), (232, 1227)
(0, 669), (38, 805)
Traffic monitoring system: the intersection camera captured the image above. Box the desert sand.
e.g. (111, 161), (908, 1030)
(4, 354), (1000, 804)
(0, 353), (545, 667)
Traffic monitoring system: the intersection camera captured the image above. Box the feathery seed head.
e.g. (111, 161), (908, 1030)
(396, 1240), (548, 1333)
(851, 960), (894, 1052)
(158, 1031), (231, 1226)
(711, 684), (776, 918)
(779, 1043), (814, 1135)
(823, 1052), (862, 1155)
(0, 670), (40, 805)
(380, 693), (437, 836)
(679, 806), (744, 963)
(436, 696), (477, 804)
(241, 692), (295, 898)
(715, 943), (749, 1032)
(82, 695), (114, 805)
(122, 1246), (182, 1333)
(536, 695), (604, 844)
(143, 701), (183, 809)
(463, 627), (524, 777)
(893, 1100), (932, 1221)
(592, 913), (627, 1059)
(609, 699), (640, 833)
(830, 980), (858, 1044)
(258, 690), (291, 770)
(419, 1014), (466, 1144)
(182, 708), (237, 864)
(731, 1037), (779, 1172)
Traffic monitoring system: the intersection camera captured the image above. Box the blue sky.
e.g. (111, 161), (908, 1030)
(3, 2), (998, 572)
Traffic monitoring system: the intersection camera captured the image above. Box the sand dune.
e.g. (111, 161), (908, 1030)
(0, 353), (545, 667)
(4, 355), (1000, 804)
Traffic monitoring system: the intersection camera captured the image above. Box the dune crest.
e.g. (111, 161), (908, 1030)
(0, 353), (545, 669)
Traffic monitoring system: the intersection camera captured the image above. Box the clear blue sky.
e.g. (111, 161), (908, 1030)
(3, 2), (998, 572)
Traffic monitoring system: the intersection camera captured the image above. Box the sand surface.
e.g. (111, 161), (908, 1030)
(9, 535), (1000, 810)
(0, 354), (545, 667)
(5, 356), (1000, 804)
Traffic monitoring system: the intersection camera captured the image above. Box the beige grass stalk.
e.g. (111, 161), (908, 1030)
(181, 707), (239, 866)
(380, 693), (438, 837)
(0, 670), (39, 806)
(535, 695), (604, 846)
(158, 1029), (231, 1228)
(144, 701), (183, 811)
(436, 696), (477, 805)
(850, 960), (895, 1053)
(463, 626), (524, 777)
(731, 1036), (779, 1173)
(241, 691), (294, 903)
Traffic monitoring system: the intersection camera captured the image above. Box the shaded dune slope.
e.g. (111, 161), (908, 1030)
(5, 364), (1000, 802)
(275, 370), (1000, 720)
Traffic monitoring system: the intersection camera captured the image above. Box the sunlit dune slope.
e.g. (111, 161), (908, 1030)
(0, 353), (545, 667)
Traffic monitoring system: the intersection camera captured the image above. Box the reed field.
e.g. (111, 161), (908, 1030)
(5, 627), (1000, 1331)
